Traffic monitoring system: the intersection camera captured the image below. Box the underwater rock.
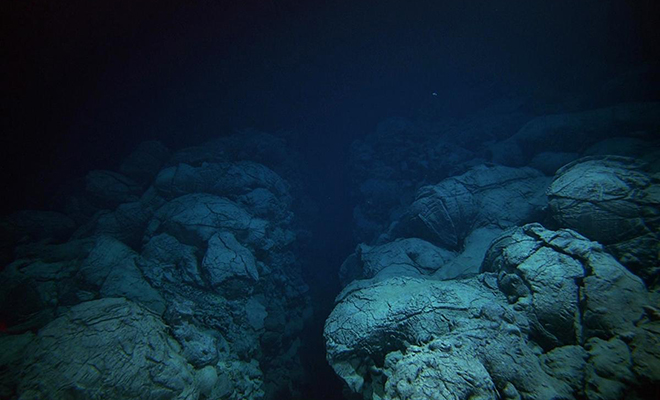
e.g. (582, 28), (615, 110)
(324, 275), (572, 400)
(15, 298), (198, 400)
(482, 223), (648, 347)
(0, 132), (312, 400)
(80, 235), (165, 314)
(71, 186), (166, 248)
(380, 345), (498, 400)
(99, 258), (166, 315)
(547, 156), (660, 286)
(0, 332), (35, 397)
(167, 131), (302, 187)
(0, 239), (94, 331)
(79, 235), (136, 286)
(583, 337), (635, 400)
(119, 139), (170, 185)
(326, 223), (657, 399)
(202, 231), (259, 297)
(348, 117), (478, 242)
(490, 102), (660, 167)
(393, 164), (549, 250)
(84, 169), (142, 208)
(0, 210), (75, 245)
(237, 187), (293, 223)
(141, 232), (204, 286)
(154, 161), (291, 202)
(145, 193), (270, 249)
(339, 238), (456, 284)
(73, 201), (151, 248)
(171, 321), (220, 368)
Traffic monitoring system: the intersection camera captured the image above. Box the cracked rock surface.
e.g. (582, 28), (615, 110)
(17, 298), (198, 400)
(326, 224), (654, 400)
(0, 132), (313, 400)
(547, 156), (660, 285)
(327, 101), (660, 400)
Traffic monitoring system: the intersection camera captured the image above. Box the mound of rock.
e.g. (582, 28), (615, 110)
(339, 163), (551, 284)
(326, 224), (657, 400)
(547, 156), (660, 286)
(392, 164), (549, 250)
(328, 100), (660, 400)
(0, 132), (313, 400)
(16, 298), (199, 400)
(348, 103), (534, 243)
(490, 102), (660, 168)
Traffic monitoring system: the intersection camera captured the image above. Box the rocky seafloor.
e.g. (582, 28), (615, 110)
(327, 100), (660, 400)
(1, 95), (659, 400)
(0, 132), (315, 399)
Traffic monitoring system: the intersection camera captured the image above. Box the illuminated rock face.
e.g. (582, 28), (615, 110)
(326, 223), (654, 400)
(327, 102), (660, 400)
(0, 133), (312, 400)
(17, 298), (199, 400)
(547, 155), (660, 285)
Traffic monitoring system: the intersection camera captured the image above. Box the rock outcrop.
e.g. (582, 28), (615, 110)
(547, 156), (660, 285)
(0, 132), (313, 400)
(328, 101), (660, 400)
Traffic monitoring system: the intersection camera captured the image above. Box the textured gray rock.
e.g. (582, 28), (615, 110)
(326, 224), (656, 400)
(0, 332), (35, 397)
(100, 260), (166, 315)
(393, 164), (549, 250)
(482, 223), (648, 347)
(237, 187), (293, 223)
(347, 99), (532, 243)
(154, 161), (291, 202)
(16, 298), (198, 400)
(324, 275), (571, 400)
(0, 239), (93, 331)
(72, 187), (166, 246)
(490, 102), (660, 167)
(171, 321), (220, 367)
(339, 238), (456, 284)
(85, 170), (142, 208)
(1, 131), (312, 400)
(438, 226), (504, 279)
(167, 131), (297, 178)
(547, 156), (660, 285)
(141, 232), (204, 286)
(0, 210), (76, 244)
(202, 231), (259, 296)
(348, 117), (481, 243)
(81, 236), (165, 314)
(119, 140), (170, 185)
(629, 319), (660, 385)
(584, 337), (635, 400)
(145, 193), (270, 249)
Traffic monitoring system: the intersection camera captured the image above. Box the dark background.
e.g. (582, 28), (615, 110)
(2, 1), (659, 398)
(3, 0), (658, 213)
